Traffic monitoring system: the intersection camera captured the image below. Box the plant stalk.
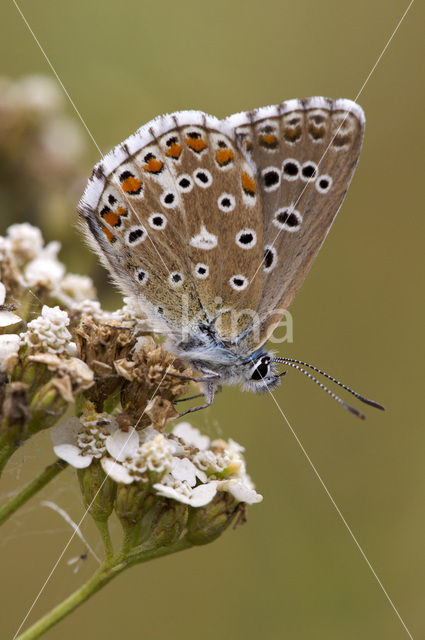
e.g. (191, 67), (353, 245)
(0, 459), (67, 525)
(16, 537), (193, 640)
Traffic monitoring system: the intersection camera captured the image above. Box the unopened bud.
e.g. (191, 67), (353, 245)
(77, 460), (116, 523)
(115, 481), (151, 526)
(187, 493), (240, 545)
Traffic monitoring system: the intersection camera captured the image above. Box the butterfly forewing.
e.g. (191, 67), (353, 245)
(227, 97), (365, 350)
(79, 111), (264, 342)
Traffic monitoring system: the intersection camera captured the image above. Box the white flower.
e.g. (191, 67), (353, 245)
(154, 478), (220, 507)
(21, 305), (72, 354)
(55, 273), (97, 308)
(154, 424), (263, 506)
(51, 413), (118, 468)
(23, 241), (65, 289)
(0, 282), (20, 327)
(101, 427), (174, 484)
(69, 299), (105, 321)
(78, 420), (263, 508)
(108, 297), (161, 332)
(0, 237), (10, 261)
(216, 478), (263, 504)
(173, 422), (210, 450)
(6, 223), (44, 263)
(0, 334), (21, 372)
(7, 75), (63, 113)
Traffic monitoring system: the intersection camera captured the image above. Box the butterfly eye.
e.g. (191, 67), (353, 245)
(251, 358), (270, 381)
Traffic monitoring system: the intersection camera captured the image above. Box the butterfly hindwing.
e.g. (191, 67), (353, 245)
(227, 97), (365, 350)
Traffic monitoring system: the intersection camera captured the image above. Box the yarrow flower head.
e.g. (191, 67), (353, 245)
(153, 422), (262, 507)
(20, 305), (74, 355)
(0, 282), (20, 327)
(22, 241), (65, 289)
(51, 407), (118, 469)
(101, 427), (175, 484)
(5, 223), (44, 264)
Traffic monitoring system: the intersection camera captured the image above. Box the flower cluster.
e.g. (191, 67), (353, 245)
(0, 220), (262, 567)
(0, 75), (86, 234)
(52, 412), (262, 508)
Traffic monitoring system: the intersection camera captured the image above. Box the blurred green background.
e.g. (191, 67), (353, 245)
(1, 1), (424, 638)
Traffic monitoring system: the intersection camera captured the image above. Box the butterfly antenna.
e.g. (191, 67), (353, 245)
(274, 358), (384, 411)
(275, 361), (374, 419)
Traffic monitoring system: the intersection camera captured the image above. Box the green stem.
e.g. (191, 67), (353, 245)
(0, 459), (68, 526)
(94, 519), (114, 560)
(0, 435), (17, 476)
(16, 537), (193, 640)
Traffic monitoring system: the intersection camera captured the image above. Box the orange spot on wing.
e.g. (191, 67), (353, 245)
(216, 148), (234, 166)
(121, 176), (142, 193)
(260, 133), (278, 148)
(166, 143), (182, 159)
(244, 140), (253, 151)
(144, 158), (164, 173)
(241, 171), (256, 196)
(101, 225), (115, 243)
(116, 206), (128, 216)
(186, 137), (207, 153)
(102, 211), (120, 227)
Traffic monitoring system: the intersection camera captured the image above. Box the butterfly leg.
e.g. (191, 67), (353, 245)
(164, 371), (220, 383)
(177, 382), (216, 417)
(174, 385), (222, 404)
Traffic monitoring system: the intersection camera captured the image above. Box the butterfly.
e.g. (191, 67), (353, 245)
(78, 96), (384, 419)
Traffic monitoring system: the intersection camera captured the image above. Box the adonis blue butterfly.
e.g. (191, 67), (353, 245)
(79, 97), (383, 418)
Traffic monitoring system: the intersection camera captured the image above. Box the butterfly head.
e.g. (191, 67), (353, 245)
(241, 353), (283, 393)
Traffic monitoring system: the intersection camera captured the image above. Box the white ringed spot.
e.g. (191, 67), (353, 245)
(126, 225), (147, 246)
(236, 229), (257, 249)
(282, 158), (300, 181)
(193, 168), (213, 188)
(316, 174), (333, 193)
(148, 213), (167, 230)
(160, 191), (177, 208)
(263, 246), (278, 272)
(218, 193), (236, 212)
(194, 263), (209, 279)
(168, 272), (184, 288)
(134, 268), (148, 284)
(261, 166), (281, 191)
(177, 174), (193, 193)
(300, 161), (318, 182)
(229, 274), (249, 291)
(273, 206), (302, 232)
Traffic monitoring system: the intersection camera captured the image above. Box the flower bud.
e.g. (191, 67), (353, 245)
(141, 497), (188, 548)
(0, 381), (29, 443)
(186, 492), (241, 545)
(77, 460), (116, 523)
(115, 481), (151, 526)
